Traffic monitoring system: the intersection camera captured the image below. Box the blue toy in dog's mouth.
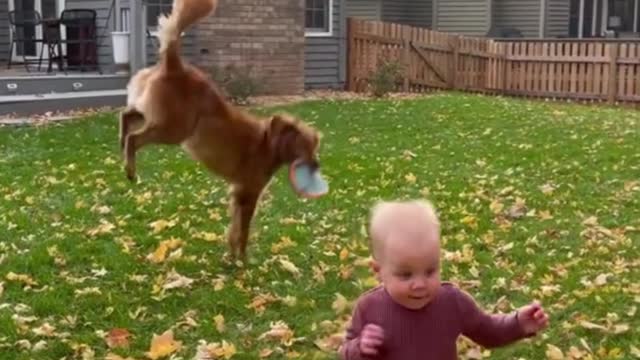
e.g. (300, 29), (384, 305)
(289, 159), (329, 198)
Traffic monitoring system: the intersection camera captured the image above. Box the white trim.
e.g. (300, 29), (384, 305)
(304, 0), (333, 37)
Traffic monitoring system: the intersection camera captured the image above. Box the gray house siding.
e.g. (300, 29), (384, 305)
(433, 0), (491, 36)
(346, 0), (381, 20)
(382, 0), (432, 28)
(1, 0), (9, 62)
(545, 0), (569, 37)
(305, 0), (343, 89)
(493, 0), (541, 37)
(66, 0), (116, 71)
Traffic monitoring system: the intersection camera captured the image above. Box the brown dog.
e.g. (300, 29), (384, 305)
(119, 0), (322, 260)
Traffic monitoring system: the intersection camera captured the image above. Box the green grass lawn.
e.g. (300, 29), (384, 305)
(0, 93), (638, 360)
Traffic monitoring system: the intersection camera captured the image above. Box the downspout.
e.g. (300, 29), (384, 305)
(539, 0), (546, 38)
(432, 0), (438, 30)
(487, 0), (493, 34)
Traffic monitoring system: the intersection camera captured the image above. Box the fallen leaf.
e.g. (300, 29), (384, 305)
(258, 321), (295, 346)
(32, 323), (57, 337)
(332, 293), (349, 314)
(6, 272), (37, 286)
(106, 353), (136, 360)
(545, 344), (565, 360)
(146, 329), (182, 360)
(214, 314), (225, 333)
(404, 173), (417, 184)
(106, 328), (132, 349)
(193, 340), (236, 359)
(279, 259), (301, 278)
(147, 238), (183, 264)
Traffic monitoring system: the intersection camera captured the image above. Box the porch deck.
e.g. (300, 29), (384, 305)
(0, 61), (129, 116)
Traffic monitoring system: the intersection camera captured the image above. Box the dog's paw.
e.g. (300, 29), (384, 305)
(125, 166), (137, 182)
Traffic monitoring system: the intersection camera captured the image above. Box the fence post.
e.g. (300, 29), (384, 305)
(347, 18), (355, 91)
(608, 43), (619, 104)
(449, 35), (460, 89)
(402, 26), (410, 92)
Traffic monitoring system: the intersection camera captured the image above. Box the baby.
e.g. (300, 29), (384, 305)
(339, 199), (549, 359)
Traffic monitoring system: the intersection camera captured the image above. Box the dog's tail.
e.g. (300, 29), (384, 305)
(157, 0), (217, 71)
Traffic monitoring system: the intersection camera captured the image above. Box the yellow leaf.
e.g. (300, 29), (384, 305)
(540, 183), (555, 195)
(279, 259), (301, 278)
(630, 345), (640, 358)
(539, 210), (553, 220)
(147, 238), (183, 264)
(214, 314), (225, 333)
(149, 219), (177, 234)
(404, 173), (417, 184)
(6, 272), (37, 286)
(106, 353), (135, 360)
(489, 200), (504, 214)
(545, 344), (565, 360)
(32, 323), (57, 337)
(259, 348), (274, 358)
(145, 329), (182, 360)
(332, 293), (349, 314)
(258, 321), (295, 346)
(195, 340), (237, 359)
(612, 323), (629, 334)
(582, 216), (598, 226)
(271, 236), (295, 253)
(460, 215), (478, 229)
(594, 273), (609, 286)
(579, 321), (608, 331)
(339, 248), (349, 261)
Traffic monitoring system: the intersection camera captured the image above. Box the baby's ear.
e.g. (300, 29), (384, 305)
(370, 258), (381, 274)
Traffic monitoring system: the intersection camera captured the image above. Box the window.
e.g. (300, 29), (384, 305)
(146, 0), (172, 28)
(306, 0), (332, 36)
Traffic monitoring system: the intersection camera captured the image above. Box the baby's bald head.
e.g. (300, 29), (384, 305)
(368, 199), (440, 262)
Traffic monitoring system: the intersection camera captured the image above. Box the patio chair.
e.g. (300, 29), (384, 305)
(57, 9), (99, 72)
(7, 10), (46, 72)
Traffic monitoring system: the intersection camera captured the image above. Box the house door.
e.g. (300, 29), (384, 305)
(9, 0), (65, 62)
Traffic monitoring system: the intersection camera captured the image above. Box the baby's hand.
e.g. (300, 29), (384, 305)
(359, 323), (384, 356)
(517, 301), (549, 335)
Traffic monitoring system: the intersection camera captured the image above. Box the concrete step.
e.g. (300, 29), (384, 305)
(0, 89), (127, 117)
(0, 74), (129, 96)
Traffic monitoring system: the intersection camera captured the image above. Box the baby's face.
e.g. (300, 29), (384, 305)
(375, 232), (441, 310)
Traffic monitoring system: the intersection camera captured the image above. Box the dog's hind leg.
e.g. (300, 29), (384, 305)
(119, 107), (145, 155)
(123, 121), (185, 181)
(227, 185), (262, 261)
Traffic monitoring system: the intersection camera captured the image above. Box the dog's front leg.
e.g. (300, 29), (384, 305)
(227, 185), (261, 261)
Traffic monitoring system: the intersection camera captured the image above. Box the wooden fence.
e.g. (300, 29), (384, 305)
(347, 18), (640, 103)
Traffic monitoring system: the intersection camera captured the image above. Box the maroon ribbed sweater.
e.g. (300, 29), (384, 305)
(339, 282), (530, 360)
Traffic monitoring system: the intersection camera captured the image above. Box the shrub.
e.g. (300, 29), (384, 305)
(210, 64), (265, 105)
(368, 59), (403, 97)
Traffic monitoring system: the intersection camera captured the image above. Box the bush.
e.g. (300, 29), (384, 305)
(368, 59), (403, 98)
(210, 64), (265, 105)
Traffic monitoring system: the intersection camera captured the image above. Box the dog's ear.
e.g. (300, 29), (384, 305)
(268, 115), (299, 161)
